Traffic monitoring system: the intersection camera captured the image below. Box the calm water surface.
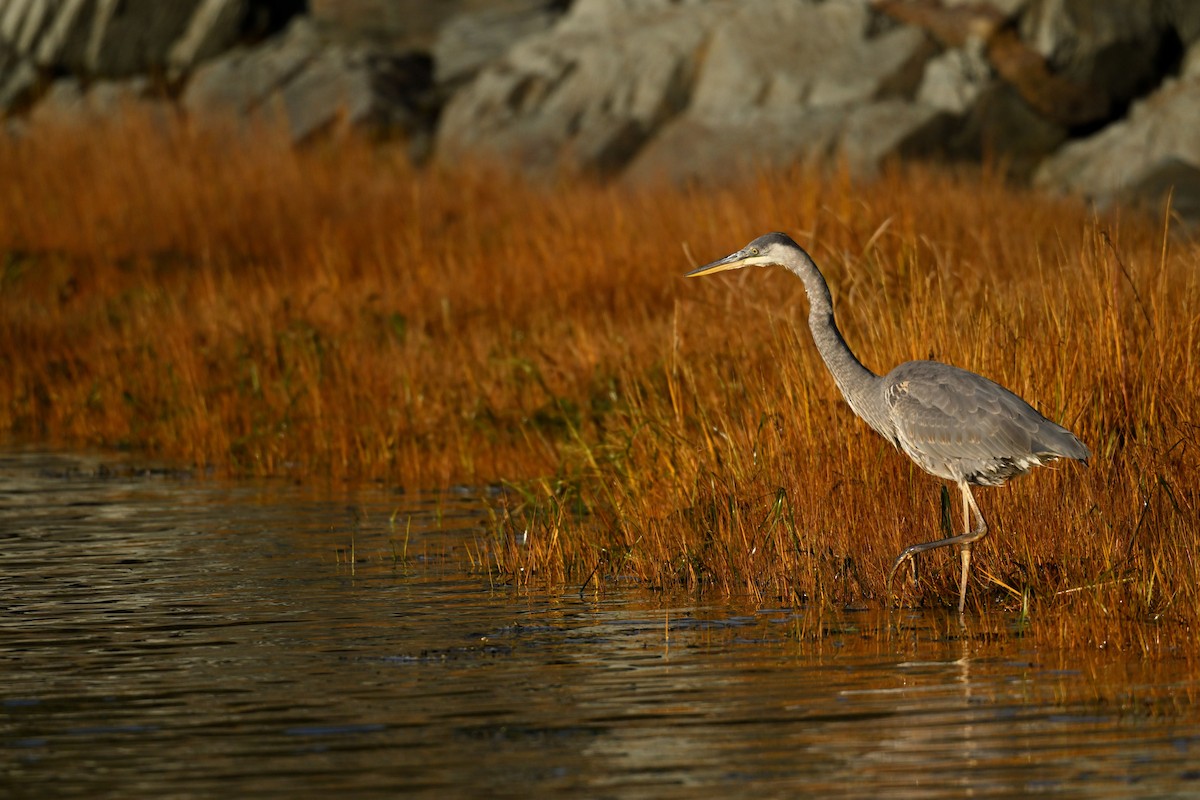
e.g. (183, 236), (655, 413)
(2, 451), (1199, 798)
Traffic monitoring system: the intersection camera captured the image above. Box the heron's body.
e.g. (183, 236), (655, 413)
(872, 359), (1086, 487)
(687, 232), (1089, 613)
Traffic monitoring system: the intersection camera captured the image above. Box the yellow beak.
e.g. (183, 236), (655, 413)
(686, 250), (752, 277)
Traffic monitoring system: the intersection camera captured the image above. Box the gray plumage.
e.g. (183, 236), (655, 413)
(686, 231), (1089, 613)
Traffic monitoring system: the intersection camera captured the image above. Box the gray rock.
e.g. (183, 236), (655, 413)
(436, 0), (718, 176)
(917, 44), (992, 115)
(1, 0), (73, 58)
(1185, 42), (1200, 79)
(25, 75), (171, 130)
(560, 0), (711, 31)
(949, 82), (1066, 178)
(691, 0), (933, 115)
(885, 0), (1096, 175)
(943, 0), (1027, 16)
(1034, 72), (1200, 218)
(625, 107), (848, 185)
(310, 0), (557, 50)
(433, 2), (563, 86)
(184, 17), (322, 122)
(2, 0), (248, 79)
(28, 0), (91, 70)
(437, 0), (940, 178)
(183, 17), (434, 144)
(32, 76), (88, 115)
(872, 0), (1007, 50)
(627, 99), (952, 184)
(309, 0), (439, 48)
(1122, 157), (1200, 220)
(275, 45), (375, 141)
(0, 53), (39, 111)
(839, 100), (955, 176)
(626, 0), (941, 184)
(166, 0), (248, 78)
(1162, 0), (1200, 45)
(51, 1), (196, 76)
(1020, 0), (1172, 121)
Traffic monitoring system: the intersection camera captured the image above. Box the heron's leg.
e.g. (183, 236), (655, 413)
(886, 482), (989, 609)
(962, 484), (971, 543)
(958, 485), (972, 614)
(954, 484), (989, 613)
(887, 536), (970, 604)
(957, 547), (972, 614)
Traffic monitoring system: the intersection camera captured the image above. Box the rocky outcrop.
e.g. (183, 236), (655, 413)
(1020, 0), (1179, 122)
(167, 0), (250, 78)
(625, 0), (940, 182)
(308, 0), (564, 51)
(436, 0), (717, 176)
(23, 75), (170, 133)
(0, 0), (250, 80)
(3, 0), (1200, 220)
(1035, 55), (1200, 219)
(877, 0), (1200, 200)
(434, 1), (562, 86)
(182, 18), (436, 146)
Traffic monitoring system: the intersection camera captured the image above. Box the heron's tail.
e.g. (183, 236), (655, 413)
(1044, 424), (1090, 465)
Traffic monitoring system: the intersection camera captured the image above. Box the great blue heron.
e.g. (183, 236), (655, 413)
(686, 232), (1089, 613)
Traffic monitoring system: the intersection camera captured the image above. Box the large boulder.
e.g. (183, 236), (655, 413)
(433, 1), (564, 86)
(624, 107), (848, 185)
(25, 75), (172, 131)
(0, 0), (249, 78)
(167, 0), (250, 78)
(949, 82), (1066, 176)
(917, 44), (993, 115)
(438, 0), (946, 180)
(1161, 0), (1200, 45)
(1034, 51), (1200, 220)
(309, 0), (454, 48)
(309, 0), (561, 50)
(184, 17), (324, 124)
(690, 0), (931, 115)
(1019, 0), (1180, 125)
(626, 101), (953, 184)
(0, 52), (38, 111)
(839, 100), (956, 175)
(436, 0), (719, 176)
(627, 0), (941, 183)
(183, 17), (435, 145)
(0, 0), (262, 118)
(943, 0), (1026, 15)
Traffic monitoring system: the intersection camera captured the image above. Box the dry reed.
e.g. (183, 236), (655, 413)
(1, 114), (1197, 652)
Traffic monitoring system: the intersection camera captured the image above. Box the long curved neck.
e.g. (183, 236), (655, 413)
(783, 248), (895, 442)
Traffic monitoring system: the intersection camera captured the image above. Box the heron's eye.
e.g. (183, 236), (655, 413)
(749, 247), (759, 256)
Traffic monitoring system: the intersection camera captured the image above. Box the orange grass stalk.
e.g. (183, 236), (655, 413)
(1, 115), (1198, 651)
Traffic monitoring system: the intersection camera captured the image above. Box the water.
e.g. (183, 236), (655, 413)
(3, 452), (1199, 798)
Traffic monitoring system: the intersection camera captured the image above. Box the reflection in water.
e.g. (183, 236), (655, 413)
(2, 451), (1199, 798)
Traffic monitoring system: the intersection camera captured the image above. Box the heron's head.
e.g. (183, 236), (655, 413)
(685, 232), (798, 277)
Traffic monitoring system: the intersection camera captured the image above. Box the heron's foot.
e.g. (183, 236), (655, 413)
(887, 534), (977, 608)
(885, 551), (919, 607)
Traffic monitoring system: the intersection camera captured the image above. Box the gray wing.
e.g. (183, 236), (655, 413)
(883, 360), (1089, 485)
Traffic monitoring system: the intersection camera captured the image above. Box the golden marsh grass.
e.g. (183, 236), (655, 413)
(1, 116), (1198, 651)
